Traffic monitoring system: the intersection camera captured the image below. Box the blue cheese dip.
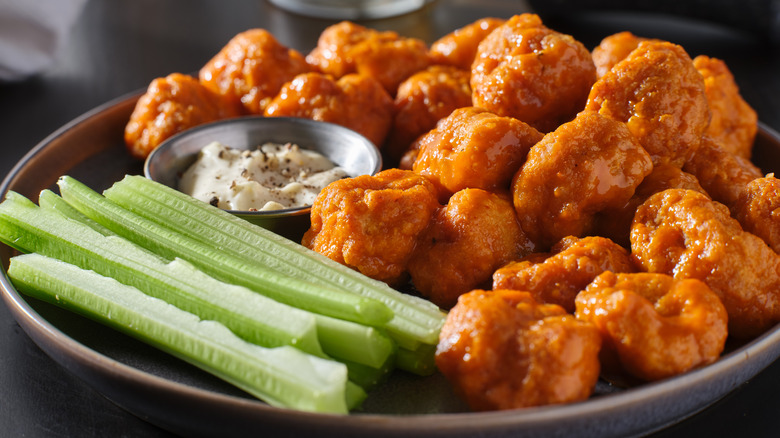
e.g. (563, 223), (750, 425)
(179, 141), (349, 211)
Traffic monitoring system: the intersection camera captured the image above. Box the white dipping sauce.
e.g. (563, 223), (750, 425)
(179, 141), (348, 211)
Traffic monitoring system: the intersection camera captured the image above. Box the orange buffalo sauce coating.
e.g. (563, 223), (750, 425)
(596, 163), (707, 248)
(409, 189), (534, 309)
(384, 65), (472, 168)
(264, 72), (394, 147)
(683, 136), (763, 209)
(586, 41), (709, 168)
(592, 34), (757, 161)
(199, 28), (311, 114)
(694, 55), (758, 159)
(471, 13), (596, 133)
(429, 17), (505, 70)
(512, 111), (652, 250)
(493, 236), (635, 313)
(124, 73), (242, 160)
(591, 31), (660, 78)
(413, 106), (543, 201)
(733, 176), (780, 254)
(302, 169), (439, 286)
(306, 21), (430, 95)
(436, 289), (602, 411)
(575, 272), (728, 381)
(631, 189), (780, 338)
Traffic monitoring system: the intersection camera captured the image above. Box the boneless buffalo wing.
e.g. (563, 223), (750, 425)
(586, 41), (709, 167)
(413, 106), (543, 201)
(733, 176), (780, 253)
(595, 164), (708, 247)
(512, 111), (653, 250)
(429, 17), (505, 70)
(408, 189), (534, 309)
(683, 136), (763, 208)
(302, 169), (439, 286)
(591, 31), (658, 78)
(199, 28), (312, 115)
(124, 73), (242, 159)
(493, 236), (635, 313)
(436, 289), (602, 411)
(694, 55), (758, 159)
(575, 272), (727, 381)
(471, 14), (596, 133)
(305, 21), (430, 95)
(385, 65), (472, 168)
(592, 33), (757, 161)
(263, 72), (394, 147)
(631, 189), (780, 338)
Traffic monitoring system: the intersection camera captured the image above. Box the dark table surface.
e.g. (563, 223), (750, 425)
(1, 0), (779, 436)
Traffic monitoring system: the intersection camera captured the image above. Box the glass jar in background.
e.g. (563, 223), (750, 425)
(266, 0), (431, 20)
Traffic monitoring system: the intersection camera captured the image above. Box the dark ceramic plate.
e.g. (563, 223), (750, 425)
(2, 92), (780, 438)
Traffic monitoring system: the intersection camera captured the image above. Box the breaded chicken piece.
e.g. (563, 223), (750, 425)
(493, 236), (635, 313)
(631, 188), (780, 338)
(409, 189), (534, 308)
(471, 13), (596, 133)
(429, 17), (505, 70)
(733, 175), (780, 253)
(694, 55), (758, 159)
(306, 21), (430, 95)
(302, 169), (439, 286)
(683, 136), (763, 208)
(591, 31), (659, 78)
(384, 65), (472, 168)
(512, 111), (653, 250)
(436, 289), (602, 410)
(413, 106), (543, 201)
(586, 41), (710, 167)
(264, 72), (394, 147)
(199, 29), (311, 114)
(595, 163), (707, 247)
(575, 272), (728, 381)
(124, 73), (242, 159)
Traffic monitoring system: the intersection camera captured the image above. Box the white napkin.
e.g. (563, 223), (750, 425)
(0, 0), (87, 81)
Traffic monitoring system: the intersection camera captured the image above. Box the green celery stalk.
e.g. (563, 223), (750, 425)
(314, 314), (395, 369)
(38, 189), (115, 236)
(395, 344), (438, 376)
(100, 175), (446, 348)
(34, 189), (396, 368)
(343, 356), (395, 391)
(57, 176), (393, 328)
(0, 191), (324, 357)
(8, 253), (351, 413)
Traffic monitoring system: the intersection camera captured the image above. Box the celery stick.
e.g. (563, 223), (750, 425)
(343, 356), (394, 391)
(101, 175), (446, 346)
(8, 253), (350, 413)
(0, 191), (324, 356)
(38, 189), (115, 236)
(345, 381), (367, 410)
(35, 190), (397, 368)
(395, 344), (438, 376)
(314, 314), (395, 369)
(57, 176), (393, 328)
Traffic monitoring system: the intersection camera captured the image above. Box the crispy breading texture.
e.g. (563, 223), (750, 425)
(576, 272), (728, 381)
(436, 289), (602, 411)
(302, 169), (439, 286)
(631, 188), (780, 338)
(124, 73), (242, 160)
(199, 28), (311, 114)
(409, 189), (534, 309)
